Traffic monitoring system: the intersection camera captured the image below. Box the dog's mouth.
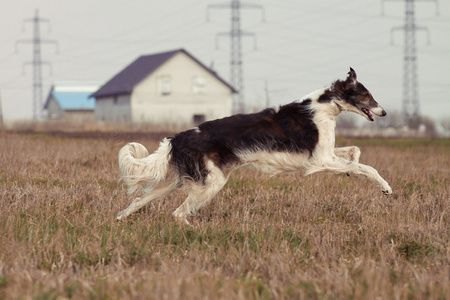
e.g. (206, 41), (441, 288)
(361, 107), (374, 121)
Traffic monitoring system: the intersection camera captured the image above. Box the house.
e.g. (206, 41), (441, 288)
(91, 49), (235, 126)
(44, 82), (101, 123)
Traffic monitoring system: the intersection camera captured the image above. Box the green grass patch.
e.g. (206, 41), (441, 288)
(64, 282), (78, 299)
(397, 241), (433, 261)
(0, 275), (6, 289)
(0, 174), (6, 185)
(32, 288), (60, 300)
(29, 133), (60, 141)
(286, 281), (318, 298)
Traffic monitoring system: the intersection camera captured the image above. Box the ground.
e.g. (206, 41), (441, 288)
(0, 132), (448, 299)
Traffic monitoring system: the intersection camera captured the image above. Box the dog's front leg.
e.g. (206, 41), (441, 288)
(321, 157), (392, 195)
(334, 146), (361, 177)
(334, 146), (361, 162)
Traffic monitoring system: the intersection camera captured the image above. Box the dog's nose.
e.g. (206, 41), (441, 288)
(381, 110), (387, 116)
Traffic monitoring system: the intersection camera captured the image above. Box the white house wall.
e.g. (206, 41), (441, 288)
(64, 110), (95, 123)
(95, 95), (131, 122)
(131, 52), (232, 126)
(47, 96), (63, 119)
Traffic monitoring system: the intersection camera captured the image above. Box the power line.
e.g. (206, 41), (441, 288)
(207, 0), (264, 114)
(15, 9), (58, 119)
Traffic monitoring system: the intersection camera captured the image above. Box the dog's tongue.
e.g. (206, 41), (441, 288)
(363, 108), (374, 121)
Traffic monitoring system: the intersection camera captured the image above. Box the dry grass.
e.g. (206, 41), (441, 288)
(0, 132), (449, 299)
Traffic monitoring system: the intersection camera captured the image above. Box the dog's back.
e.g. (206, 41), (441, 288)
(168, 101), (320, 180)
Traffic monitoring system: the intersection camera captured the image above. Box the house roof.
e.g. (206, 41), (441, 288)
(91, 48), (236, 99)
(51, 91), (96, 110)
(44, 82), (100, 110)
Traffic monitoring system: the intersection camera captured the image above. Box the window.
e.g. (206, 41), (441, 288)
(113, 96), (130, 105)
(158, 75), (172, 95)
(193, 114), (205, 125)
(192, 76), (206, 94)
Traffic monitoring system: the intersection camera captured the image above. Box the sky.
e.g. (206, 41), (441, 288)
(0, 0), (449, 121)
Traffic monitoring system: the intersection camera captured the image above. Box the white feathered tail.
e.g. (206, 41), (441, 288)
(118, 138), (172, 194)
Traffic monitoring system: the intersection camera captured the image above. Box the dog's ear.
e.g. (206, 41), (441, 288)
(347, 67), (357, 85)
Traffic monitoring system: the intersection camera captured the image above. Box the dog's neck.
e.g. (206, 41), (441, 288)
(303, 88), (342, 153)
(314, 106), (337, 151)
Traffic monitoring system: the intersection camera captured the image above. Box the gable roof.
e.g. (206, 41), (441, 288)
(44, 82), (100, 110)
(91, 49), (236, 99)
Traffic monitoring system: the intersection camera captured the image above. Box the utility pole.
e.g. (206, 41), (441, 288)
(207, 0), (264, 114)
(16, 9), (58, 120)
(264, 80), (270, 108)
(383, 0), (438, 121)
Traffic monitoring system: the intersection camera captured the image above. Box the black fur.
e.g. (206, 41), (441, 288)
(318, 73), (374, 107)
(169, 100), (318, 182)
(317, 90), (334, 103)
(332, 79), (377, 108)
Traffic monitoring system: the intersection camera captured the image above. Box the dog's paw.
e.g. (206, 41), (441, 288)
(174, 215), (191, 226)
(116, 210), (127, 221)
(382, 186), (392, 195)
(172, 211), (191, 226)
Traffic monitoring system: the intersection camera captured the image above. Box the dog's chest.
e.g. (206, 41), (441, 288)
(235, 150), (310, 175)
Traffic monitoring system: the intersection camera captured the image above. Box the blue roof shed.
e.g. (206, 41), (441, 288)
(44, 82), (101, 120)
(49, 91), (96, 110)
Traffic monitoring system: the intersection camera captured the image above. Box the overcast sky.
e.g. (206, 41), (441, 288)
(1, 0), (449, 121)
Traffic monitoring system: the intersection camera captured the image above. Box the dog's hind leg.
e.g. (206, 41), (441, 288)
(172, 161), (227, 224)
(117, 182), (176, 220)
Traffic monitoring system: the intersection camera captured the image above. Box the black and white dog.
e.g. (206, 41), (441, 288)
(117, 68), (392, 224)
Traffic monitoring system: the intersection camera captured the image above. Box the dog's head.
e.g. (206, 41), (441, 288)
(333, 68), (386, 121)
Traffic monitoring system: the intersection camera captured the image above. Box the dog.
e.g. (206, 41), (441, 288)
(117, 68), (392, 224)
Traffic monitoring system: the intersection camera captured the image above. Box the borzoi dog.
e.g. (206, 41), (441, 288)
(117, 68), (392, 224)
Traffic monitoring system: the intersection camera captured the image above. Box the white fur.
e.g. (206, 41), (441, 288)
(236, 150), (311, 176)
(300, 88), (327, 103)
(118, 138), (172, 194)
(172, 160), (227, 224)
(371, 106), (386, 116)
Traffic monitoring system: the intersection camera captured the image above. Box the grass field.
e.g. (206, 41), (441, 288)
(0, 132), (448, 299)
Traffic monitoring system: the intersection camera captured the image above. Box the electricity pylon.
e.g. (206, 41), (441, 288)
(383, 0), (438, 120)
(16, 9), (58, 119)
(207, 0), (264, 114)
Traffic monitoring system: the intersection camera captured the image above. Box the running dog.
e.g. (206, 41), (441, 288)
(117, 68), (392, 224)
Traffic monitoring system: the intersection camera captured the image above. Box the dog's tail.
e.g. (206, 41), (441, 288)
(118, 138), (172, 194)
